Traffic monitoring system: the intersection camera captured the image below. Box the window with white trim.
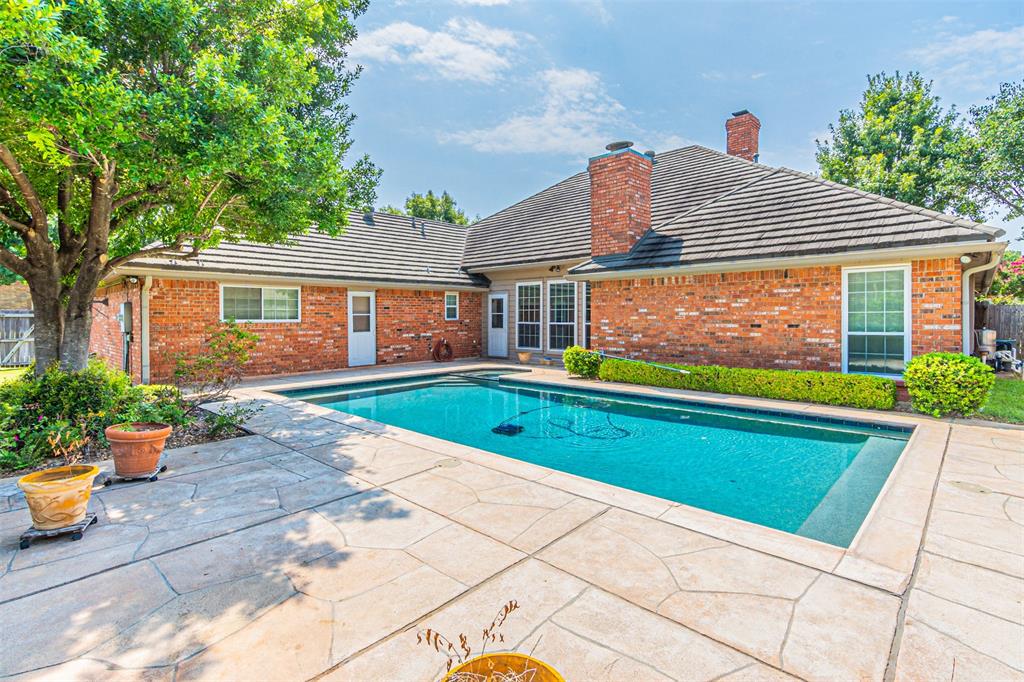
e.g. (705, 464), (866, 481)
(516, 282), (541, 350)
(222, 286), (299, 322)
(844, 266), (910, 375)
(444, 292), (459, 320)
(547, 280), (577, 350)
(584, 282), (592, 349)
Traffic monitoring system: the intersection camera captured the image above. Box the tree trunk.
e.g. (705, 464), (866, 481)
(28, 278), (63, 375)
(59, 276), (101, 372)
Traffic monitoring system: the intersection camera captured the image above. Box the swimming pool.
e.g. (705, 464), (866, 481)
(279, 372), (910, 547)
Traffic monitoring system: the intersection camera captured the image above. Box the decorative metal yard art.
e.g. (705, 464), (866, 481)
(416, 600), (564, 682)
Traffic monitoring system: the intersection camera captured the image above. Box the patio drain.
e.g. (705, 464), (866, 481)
(435, 458), (461, 468)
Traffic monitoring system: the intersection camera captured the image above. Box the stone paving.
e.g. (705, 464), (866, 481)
(1, 367), (1022, 681)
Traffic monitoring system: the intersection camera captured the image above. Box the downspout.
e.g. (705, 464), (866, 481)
(961, 253), (1001, 354)
(140, 276), (152, 383)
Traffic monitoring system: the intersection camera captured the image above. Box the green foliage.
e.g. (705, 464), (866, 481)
(950, 82), (1024, 223)
(0, 0), (380, 362)
(903, 353), (995, 418)
(816, 72), (980, 219)
(978, 250), (1024, 304)
(562, 346), (602, 378)
(381, 190), (472, 225)
(173, 322), (262, 434)
(598, 359), (897, 410)
(0, 360), (187, 471)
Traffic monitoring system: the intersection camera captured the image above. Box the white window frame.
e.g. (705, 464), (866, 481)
(220, 284), (301, 323)
(841, 264), (911, 377)
(547, 279), (578, 351)
(444, 291), (459, 321)
(584, 281), (592, 349)
(515, 281), (543, 351)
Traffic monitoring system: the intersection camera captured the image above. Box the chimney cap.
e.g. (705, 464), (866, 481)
(605, 140), (634, 152)
(643, 150), (656, 159)
(731, 109), (751, 117)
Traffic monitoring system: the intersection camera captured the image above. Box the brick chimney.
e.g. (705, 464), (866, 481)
(726, 110), (760, 162)
(589, 143), (653, 257)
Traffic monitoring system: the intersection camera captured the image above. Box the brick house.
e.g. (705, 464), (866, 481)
(92, 110), (1007, 383)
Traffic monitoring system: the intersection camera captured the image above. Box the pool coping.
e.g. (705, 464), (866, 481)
(238, 362), (949, 595)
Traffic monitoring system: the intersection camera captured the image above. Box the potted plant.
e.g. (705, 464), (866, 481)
(17, 431), (100, 531)
(517, 351), (533, 364)
(105, 422), (173, 478)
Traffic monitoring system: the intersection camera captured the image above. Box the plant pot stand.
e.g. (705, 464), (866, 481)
(19, 513), (98, 550)
(102, 464), (168, 486)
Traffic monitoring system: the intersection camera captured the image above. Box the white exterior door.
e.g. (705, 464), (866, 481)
(488, 292), (508, 357)
(348, 291), (376, 366)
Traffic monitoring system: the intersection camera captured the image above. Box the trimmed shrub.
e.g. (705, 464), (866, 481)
(562, 346), (602, 378)
(903, 352), (995, 417)
(598, 358), (897, 410)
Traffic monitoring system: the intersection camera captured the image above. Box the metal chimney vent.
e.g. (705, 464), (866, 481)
(605, 140), (634, 152)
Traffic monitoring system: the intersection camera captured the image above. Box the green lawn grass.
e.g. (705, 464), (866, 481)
(979, 377), (1024, 424)
(0, 367), (26, 383)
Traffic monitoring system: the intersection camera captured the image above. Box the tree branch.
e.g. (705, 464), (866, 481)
(0, 245), (29, 277)
(197, 179), (223, 214)
(0, 143), (46, 230)
(0, 208), (30, 234)
(112, 183), (167, 211)
(102, 235), (190, 274)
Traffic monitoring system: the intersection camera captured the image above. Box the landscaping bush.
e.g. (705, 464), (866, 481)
(598, 358), (897, 410)
(562, 346), (602, 378)
(0, 360), (188, 472)
(173, 322), (261, 436)
(903, 352), (995, 418)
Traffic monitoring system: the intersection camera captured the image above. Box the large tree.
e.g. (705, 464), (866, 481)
(951, 82), (1024, 224)
(816, 71), (981, 219)
(381, 190), (472, 225)
(0, 0), (379, 375)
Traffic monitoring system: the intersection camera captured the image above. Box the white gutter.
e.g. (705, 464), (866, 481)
(961, 251), (1002, 354)
(140, 275), (152, 383)
(567, 240), (1007, 281)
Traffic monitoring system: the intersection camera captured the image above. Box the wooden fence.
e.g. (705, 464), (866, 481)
(976, 302), (1024, 349)
(0, 310), (34, 367)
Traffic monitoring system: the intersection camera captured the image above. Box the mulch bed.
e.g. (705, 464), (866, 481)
(1, 408), (248, 479)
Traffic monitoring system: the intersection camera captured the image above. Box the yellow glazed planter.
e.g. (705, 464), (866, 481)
(17, 465), (100, 530)
(443, 653), (564, 681)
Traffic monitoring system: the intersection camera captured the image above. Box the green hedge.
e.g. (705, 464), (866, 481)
(598, 358), (897, 410)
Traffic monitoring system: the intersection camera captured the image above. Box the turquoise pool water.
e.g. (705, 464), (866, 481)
(280, 372), (910, 547)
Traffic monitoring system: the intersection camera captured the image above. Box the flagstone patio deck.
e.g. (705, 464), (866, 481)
(1, 364), (1021, 681)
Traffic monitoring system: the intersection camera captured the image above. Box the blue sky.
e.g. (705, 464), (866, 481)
(346, 0), (1024, 243)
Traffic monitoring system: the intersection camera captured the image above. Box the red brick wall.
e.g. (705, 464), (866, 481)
(146, 280), (350, 381)
(725, 111), (761, 161)
(90, 281), (143, 382)
(589, 257), (964, 372)
(90, 278), (483, 382)
(589, 150), (652, 257)
(376, 289), (482, 364)
(591, 266), (843, 371)
(911, 257), (963, 355)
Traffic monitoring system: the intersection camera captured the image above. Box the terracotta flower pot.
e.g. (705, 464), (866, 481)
(517, 351), (533, 364)
(445, 653), (564, 682)
(17, 465), (101, 530)
(105, 422), (172, 478)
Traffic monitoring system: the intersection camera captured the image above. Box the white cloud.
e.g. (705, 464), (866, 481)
(444, 67), (690, 156)
(454, 0), (511, 5)
(908, 24), (1024, 91)
(701, 70), (768, 81)
(350, 18), (523, 82)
